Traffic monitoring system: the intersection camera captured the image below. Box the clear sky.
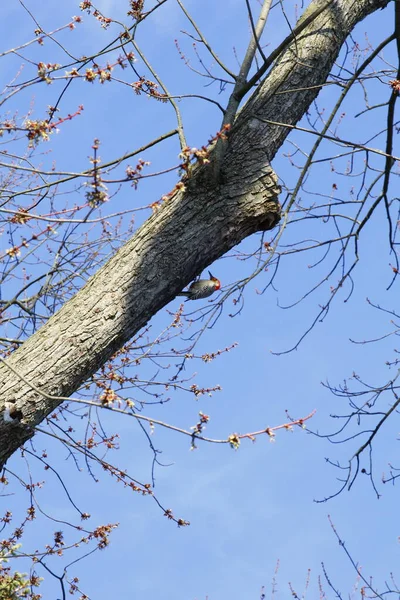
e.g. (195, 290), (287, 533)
(1, 1), (399, 598)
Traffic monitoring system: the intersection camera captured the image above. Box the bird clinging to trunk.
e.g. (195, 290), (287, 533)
(177, 271), (221, 300)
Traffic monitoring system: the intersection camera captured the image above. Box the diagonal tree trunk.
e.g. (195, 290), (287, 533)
(0, 0), (390, 469)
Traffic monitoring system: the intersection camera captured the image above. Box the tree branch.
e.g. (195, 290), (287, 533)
(0, 0), (391, 469)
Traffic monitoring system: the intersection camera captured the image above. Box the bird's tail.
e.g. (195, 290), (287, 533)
(177, 292), (189, 297)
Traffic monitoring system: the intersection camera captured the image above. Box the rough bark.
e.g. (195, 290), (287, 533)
(0, 0), (391, 468)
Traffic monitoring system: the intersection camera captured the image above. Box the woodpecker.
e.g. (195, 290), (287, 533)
(178, 271), (221, 300)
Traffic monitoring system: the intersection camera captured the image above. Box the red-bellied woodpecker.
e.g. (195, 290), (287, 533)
(178, 271), (221, 300)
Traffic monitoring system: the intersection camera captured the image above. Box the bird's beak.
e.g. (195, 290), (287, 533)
(208, 270), (214, 279)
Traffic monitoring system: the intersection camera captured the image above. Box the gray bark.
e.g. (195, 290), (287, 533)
(0, 0), (391, 468)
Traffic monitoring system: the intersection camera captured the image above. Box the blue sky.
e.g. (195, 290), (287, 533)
(1, 0), (400, 598)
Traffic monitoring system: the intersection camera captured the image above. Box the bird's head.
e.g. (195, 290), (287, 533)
(208, 271), (221, 291)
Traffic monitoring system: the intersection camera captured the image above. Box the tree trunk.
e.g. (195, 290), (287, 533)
(0, 0), (390, 469)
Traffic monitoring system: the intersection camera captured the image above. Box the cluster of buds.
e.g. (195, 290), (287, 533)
(128, 0), (145, 21)
(228, 434), (240, 450)
(4, 225), (57, 261)
(191, 411), (210, 436)
(189, 383), (221, 398)
(79, 0), (92, 10)
(85, 183), (108, 207)
(159, 180), (187, 204)
(0, 119), (17, 136)
(88, 523), (119, 549)
(67, 54), (135, 84)
(178, 145), (210, 176)
(24, 118), (53, 145)
(132, 77), (168, 102)
(66, 65), (112, 83)
(10, 209), (32, 225)
(389, 79), (400, 95)
(126, 159), (150, 188)
(23, 106), (83, 146)
(99, 387), (118, 406)
(201, 343), (238, 363)
(209, 123), (231, 144)
(37, 62), (61, 83)
(85, 138), (109, 206)
(190, 412), (210, 450)
(79, 1), (112, 28)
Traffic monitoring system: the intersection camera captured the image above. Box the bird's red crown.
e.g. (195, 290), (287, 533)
(208, 271), (221, 290)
